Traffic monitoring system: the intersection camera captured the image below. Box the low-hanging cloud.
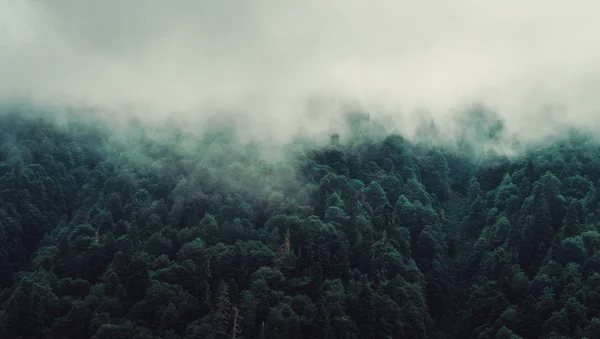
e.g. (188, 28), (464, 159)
(2, 0), (600, 144)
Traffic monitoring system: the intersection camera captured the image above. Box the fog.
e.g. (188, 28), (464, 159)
(2, 0), (600, 144)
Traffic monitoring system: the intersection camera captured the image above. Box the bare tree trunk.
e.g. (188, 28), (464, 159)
(231, 307), (239, 338)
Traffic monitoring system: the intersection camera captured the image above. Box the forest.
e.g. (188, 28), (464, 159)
(0, 103), (599, 339)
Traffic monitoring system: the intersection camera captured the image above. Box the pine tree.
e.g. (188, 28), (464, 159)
(562, 199), (582, 238)
(284, 228), (291, 253)
(215, 279), (232, 320)
(533, 193), (553, 245)
(25, 290), (45, 337)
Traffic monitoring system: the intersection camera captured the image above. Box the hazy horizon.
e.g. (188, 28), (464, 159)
(2, 0), (599, 144)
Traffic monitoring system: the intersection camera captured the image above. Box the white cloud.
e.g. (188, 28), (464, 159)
(2, 0), (600, 143)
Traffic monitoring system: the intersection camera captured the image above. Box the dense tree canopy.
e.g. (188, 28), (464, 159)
(1, 105), (600, 338)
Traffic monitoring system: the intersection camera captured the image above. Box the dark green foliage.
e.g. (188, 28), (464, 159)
(2, 107), (600, 339)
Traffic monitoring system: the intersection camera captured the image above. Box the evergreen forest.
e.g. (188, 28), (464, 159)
(1, 104), (600, 339)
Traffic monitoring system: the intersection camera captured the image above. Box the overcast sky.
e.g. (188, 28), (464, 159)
(1, 0), (599, 142)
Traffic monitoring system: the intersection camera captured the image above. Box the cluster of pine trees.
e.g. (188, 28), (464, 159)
(1, 105), (599, 339)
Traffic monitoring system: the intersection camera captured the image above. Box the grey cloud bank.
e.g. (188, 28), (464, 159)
(1, 0), (600, 143)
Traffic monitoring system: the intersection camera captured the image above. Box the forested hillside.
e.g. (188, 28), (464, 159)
(1, 105), (600, 339)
